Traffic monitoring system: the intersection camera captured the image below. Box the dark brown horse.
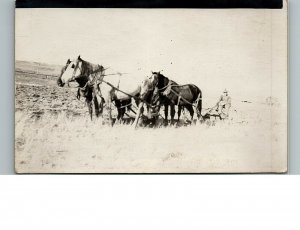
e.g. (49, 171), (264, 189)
(141, 72), (202, 123)
(139, 71), (179, 125)
(162, 84), (202, 121)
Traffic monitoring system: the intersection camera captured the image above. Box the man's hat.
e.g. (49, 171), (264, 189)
(223, 89), (228, 93)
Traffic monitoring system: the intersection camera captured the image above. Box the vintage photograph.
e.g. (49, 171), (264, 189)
(15, 5), (287, 173)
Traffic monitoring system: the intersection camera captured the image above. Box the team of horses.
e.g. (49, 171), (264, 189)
(57, 56), (202, 127)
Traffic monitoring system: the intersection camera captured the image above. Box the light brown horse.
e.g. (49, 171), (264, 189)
(57, 57), (105, 120)
(59, 56), (143, 125)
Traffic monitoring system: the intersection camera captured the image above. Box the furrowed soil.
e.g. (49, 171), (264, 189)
(15, 61), (286, 173)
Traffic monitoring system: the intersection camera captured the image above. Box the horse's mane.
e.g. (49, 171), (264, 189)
(153, 72), (170, 89)
(70, 58), (102, 87)
(79, 59), (100, 77)
(153, 72), (167, 79)
(57, 57), (103, 88)
(60, 64), (68, 75)
(57, 61), (70, 86)
(58, 60), (70, 77)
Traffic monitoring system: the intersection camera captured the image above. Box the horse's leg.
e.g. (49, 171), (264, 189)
(93, 96), (100, 118)
(186, 104), (194, 123)
(177, 105), (182, 122)
(196, 92), (203, 121)
(95, 94), (104, 117)
(134, 98), (144, 115)
(77, 89), (81, 100)
(106, 96), (113, 126)
(87, 99), (93, 121)
(115, 100), (122, 121)
(133, 102), (144, 128)
(164, 104), (169, 125)
(107, 97), (113, 126)
(170, 104), (175, 125)
(197, 99), (203, 122)
(100, 97), (104, 116)
(120, 100), (129, 121)
(121, 107), (126, 121)
(134, 98), (139, 108)
(146, 104), (150, 118)
(119, 102), (124, 120)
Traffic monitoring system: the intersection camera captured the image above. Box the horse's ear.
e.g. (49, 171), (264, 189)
(151, 71), (154, 74)
(66, 59), (71, 64)
(78, 55), (81, 60)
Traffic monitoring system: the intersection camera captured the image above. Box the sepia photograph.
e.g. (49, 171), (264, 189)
(15, 4), (287, 173)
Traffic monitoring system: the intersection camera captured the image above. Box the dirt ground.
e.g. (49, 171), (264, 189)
(15, 64), (287, 173)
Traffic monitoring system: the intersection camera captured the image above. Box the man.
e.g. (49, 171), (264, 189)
(210, 89), (231, 119)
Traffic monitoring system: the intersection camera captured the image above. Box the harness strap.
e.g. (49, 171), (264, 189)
(194, 93), (202, 105)
(159, 84), (200, 108)
(119, 103), (132, 109)
(169, 88), (195, 107)
(100, 79), (159, 109)
(157, 83), (176, 92)
(158, 83), (195, 92)
(177, 95), (182, 106)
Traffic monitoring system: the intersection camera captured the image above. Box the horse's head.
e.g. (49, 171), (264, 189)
(57, 58), (71, 87)
(140, 72), (159, 99)
(151, 71), (169, 90)
(60, 55), (85, 86)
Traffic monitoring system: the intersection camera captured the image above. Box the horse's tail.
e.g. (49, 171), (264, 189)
(195, 87), (202, 119)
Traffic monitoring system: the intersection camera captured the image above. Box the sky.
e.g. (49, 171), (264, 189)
(15, 8), (286, 104)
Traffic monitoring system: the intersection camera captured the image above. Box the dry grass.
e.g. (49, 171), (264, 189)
(15, 100), (283, 173)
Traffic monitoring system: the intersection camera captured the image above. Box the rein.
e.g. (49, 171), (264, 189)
(72, 61), (161, 111)
(99, 78), (159, 109)
(71, 61), (125, 90)
(158, 83), (197, 92)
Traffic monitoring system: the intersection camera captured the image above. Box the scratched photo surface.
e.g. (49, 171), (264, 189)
(15, 5), (287, 173)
